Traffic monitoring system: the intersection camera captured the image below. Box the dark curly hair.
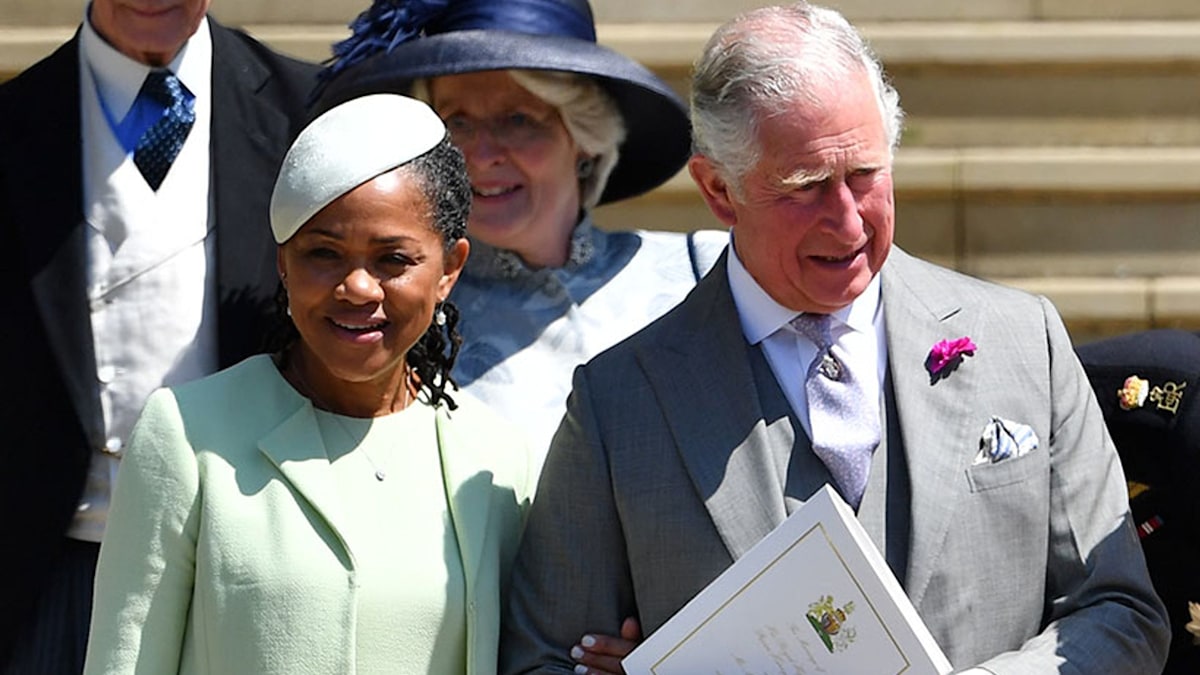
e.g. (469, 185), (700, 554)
(266, 135), (472, 409)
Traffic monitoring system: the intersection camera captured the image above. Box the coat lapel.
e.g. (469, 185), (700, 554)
(255, 397), (496, 585)
(637, 254), (788, 561)
(881, 249), (986, 607)
(14, 38), (104, 443)
(435, 405), (494, 606)
(257, 404), (355, 566)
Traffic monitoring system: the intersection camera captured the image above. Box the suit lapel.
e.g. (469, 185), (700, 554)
(636, 254), (787, 561)
(257, 405), (355, 566)
(15, 38), (104, 443)
(435, 406), (493, 607)
(881, 249), (986, 607)
(208, 19), (291, 366)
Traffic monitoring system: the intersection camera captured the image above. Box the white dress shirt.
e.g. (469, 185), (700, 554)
(70, 13), (217, 542)
(725, 238), (887, 439)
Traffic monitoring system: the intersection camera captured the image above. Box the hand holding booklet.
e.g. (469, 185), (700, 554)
(622, 485), (953, 675)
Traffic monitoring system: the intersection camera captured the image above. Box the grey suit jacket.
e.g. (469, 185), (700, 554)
(500, 247), (1169, 674)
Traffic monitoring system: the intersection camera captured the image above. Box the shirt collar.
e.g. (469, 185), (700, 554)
(727, 238), (882, 345)
(841, 269), (881, 335)
(81, 7), (211, 123)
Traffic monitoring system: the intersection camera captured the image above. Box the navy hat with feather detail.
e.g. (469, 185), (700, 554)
(312, 0), (691, 206)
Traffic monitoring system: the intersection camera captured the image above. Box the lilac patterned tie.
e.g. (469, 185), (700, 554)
(791, 313), (880, 509)
(133, 70), (195, 191)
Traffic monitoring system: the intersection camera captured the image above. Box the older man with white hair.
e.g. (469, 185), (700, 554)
(501, 3), (1169, 674)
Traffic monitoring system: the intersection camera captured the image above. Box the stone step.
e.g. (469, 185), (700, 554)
(590, 0), (1200, 22)
(7, 0), (1196, 27)
(598, 20), (1200, 69)
(997, 276), (1200, 344)
(901, 117), (1200, 150)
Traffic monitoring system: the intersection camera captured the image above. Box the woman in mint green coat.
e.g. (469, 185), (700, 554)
(83, 94), (535, 675)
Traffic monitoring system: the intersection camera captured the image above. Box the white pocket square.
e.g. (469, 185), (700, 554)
(975, 416), (1039, 466)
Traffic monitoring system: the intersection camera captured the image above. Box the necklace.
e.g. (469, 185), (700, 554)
(340, 416), (391, 482)
(321, 413), (391, 482)
(285, 353), (412, 481)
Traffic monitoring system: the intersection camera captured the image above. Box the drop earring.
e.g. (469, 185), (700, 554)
(434, 305), (447, 327)
(281, 273), (291, 317)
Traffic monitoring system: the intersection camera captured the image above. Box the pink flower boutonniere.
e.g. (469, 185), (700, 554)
(927, 336), (977, 382)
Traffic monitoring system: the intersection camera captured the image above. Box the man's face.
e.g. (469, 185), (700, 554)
(690, 69), (895, 314)
(90, 0), (211, 66)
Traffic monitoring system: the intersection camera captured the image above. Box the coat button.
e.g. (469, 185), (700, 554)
(97, 365), (117, 383)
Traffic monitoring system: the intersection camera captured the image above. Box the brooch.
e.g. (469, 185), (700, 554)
(1117, 375), (1187, 415)
(1117, 375), (1150, 410)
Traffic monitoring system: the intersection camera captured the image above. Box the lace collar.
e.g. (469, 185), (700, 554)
(463, 214), (600, 281)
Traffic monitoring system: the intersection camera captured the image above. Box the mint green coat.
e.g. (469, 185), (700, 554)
(84, 355), (535, 675)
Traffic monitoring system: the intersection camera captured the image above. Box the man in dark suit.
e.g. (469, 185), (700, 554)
(0, 0), (316, 670)
(500, 3), (1168, 674)
(1077, 329), (1200, 675)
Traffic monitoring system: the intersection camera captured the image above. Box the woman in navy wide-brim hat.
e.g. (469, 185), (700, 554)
(315, 0), (692, 205)
(316, 0), (727, 485)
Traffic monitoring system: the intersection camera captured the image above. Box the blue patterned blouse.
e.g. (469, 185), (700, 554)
(451, 216), (728, 462)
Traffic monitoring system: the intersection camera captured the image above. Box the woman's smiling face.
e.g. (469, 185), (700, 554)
(278, 168), (467, 389)
(429, 70), (583, 267)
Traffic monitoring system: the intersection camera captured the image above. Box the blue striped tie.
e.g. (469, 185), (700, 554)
(133, 70), (195, 191)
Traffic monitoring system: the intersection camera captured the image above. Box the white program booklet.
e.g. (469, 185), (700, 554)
(622, 485), (953, 675)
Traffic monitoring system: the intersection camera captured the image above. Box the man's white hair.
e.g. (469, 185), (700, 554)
(690, 2), (904, 195)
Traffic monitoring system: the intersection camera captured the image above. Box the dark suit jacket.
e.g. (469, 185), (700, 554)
(1077, 329), (1200, 675)
(501, 248), (1168, 674)
(0, 17), (317, 659)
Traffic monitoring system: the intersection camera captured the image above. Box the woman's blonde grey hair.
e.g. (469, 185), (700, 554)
(690, 2), (904, 194)
(415, 70), (626, 210)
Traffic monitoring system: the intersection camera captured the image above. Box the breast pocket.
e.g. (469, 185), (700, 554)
(966, 450), (1046, 493)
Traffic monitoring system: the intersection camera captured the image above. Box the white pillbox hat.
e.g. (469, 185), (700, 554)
(269, 93), (446, 244)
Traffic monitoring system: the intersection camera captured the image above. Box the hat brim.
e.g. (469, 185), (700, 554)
(314, 30), (691, 205)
